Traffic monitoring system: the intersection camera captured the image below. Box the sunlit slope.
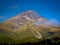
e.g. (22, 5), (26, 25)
(35, 25), (60, 38)
(36, 25), (60, 32)
(0, 22), (60, 39)
(0, 26), (41, 43)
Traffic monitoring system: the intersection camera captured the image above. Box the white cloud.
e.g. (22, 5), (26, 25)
(44, 19), (60, 26)
(35, 19), (60, 26)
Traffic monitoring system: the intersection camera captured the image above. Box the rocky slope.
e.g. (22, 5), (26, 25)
(4, 10), (46, 30)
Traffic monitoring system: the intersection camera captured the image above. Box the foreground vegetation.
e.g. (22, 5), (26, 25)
(0, 23), (60, 45)
(0, 36), (60, 45)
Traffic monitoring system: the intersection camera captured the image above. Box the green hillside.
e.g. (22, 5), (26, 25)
(0, 22), (60, 44)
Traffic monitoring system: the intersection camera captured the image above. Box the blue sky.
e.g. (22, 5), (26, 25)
(0, 0), (60, 22)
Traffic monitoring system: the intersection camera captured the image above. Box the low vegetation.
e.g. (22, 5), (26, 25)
(0, 23), (60, 45)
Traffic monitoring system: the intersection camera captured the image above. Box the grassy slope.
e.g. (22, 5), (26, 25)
(0, 23), (60, 44)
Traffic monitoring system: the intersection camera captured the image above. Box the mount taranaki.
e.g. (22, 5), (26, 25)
(4, 10), (47, 30)
(0, 10), (60, 39)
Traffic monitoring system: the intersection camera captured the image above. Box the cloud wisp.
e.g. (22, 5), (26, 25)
(35, 19), (60, 27)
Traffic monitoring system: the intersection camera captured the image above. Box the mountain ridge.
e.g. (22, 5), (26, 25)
(4, 10), (46, 22)
(0, 10), (60, 39)
(4, 10), (47, 30)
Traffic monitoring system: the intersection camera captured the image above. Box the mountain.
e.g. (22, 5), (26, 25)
(4, 10), (46, 30)
(0, 10), (60, 44)
(5, 10), (46, 22)
(3, 10), (60, 33)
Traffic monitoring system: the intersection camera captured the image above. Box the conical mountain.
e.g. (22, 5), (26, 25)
(4, 10), (46, 30)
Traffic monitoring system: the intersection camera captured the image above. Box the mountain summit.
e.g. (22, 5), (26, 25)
(1, 10), (60, 39)
(4, 10), (46, 30)
(5, 10), (46, 22)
